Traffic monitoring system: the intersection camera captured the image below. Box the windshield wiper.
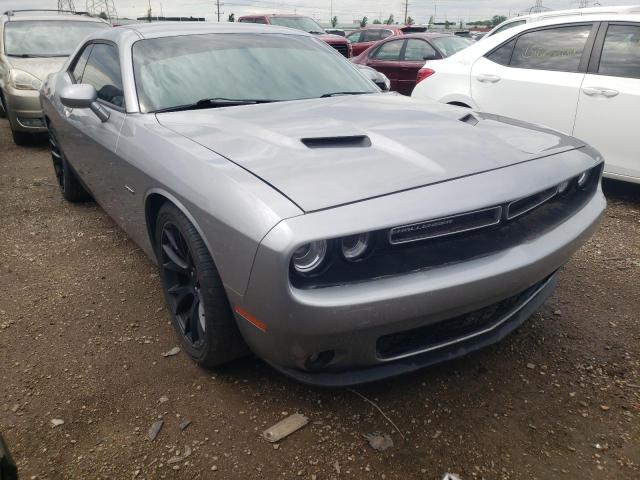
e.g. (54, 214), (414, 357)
(153, 97), (277, 113)
(320, 91), (373, 98)
(308, 30), (325, 34)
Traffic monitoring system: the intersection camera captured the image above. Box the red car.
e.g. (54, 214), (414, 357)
(351, 33), (472, 95)
(237, 14), (352, 57)
(346, 25), (429, 56)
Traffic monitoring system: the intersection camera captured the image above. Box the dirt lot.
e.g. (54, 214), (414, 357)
(0, 119), (638, 480)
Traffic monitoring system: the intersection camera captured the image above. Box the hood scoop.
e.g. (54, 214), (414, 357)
(301, 135), (371, 149)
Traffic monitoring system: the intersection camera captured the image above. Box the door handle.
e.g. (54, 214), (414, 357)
(582, 87), (619, 98)
(476, 74), (501, 83)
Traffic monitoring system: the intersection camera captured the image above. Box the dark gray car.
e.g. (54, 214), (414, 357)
(41, 22), (605, 386)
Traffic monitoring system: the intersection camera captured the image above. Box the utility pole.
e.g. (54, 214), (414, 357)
(404, 0), (408, 24)
(215, 0), (224, 22)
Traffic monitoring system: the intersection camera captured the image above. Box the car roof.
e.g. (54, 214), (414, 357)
(488, 5), (640, 34)
(239, 14), (311, 18)
(116, 21), (309, 40)
(2, 11), (109, 23)
(448, 12), (640, 61)
(401, 32), (454, 39)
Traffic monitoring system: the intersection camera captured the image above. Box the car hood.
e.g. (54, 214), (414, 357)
(6, 56), (68, 81)
(157, 94), (585, 212)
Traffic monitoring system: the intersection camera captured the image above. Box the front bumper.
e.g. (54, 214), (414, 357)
(5, 86), (46, 133)
(232, 148), (606, 386)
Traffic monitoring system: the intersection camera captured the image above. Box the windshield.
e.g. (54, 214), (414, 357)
(133, 33), (377, 113)
(431, 36), (473, 57)
(268, 16), (325, 34)
(3, 20), (108, 57)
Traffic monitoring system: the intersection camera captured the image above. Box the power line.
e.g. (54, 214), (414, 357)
(58, 0), (76, 11)
(86, 0), (118, 21)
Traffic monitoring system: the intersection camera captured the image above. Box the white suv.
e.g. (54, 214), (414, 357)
(485, 6), (640, 38)
(412, 14), (640, 184)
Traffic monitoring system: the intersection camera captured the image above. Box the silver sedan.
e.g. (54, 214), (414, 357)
(41, 22), (605, 386)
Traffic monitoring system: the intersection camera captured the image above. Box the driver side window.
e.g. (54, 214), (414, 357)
(82, 43), (125, 109)
(70, 44), (93, 82)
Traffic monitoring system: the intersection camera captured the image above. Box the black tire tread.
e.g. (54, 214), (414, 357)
(61, 157), (91, 203)
(155, 203), (248, 368)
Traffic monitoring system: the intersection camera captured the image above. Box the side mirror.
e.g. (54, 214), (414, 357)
(423, 54), (438, 61)
(60, 84), (110, 122)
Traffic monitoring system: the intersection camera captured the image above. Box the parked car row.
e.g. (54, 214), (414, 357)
(412, 11), (640, 184)
(25, 16), (606, 386)
(351, 33), (472, 95)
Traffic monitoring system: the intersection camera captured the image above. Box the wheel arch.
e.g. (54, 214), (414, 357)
(144, 189), (217, 269)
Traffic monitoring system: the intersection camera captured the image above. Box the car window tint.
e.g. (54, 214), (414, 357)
(403, 39), (437, 61)
(486, 38), (516, 65)
(347, 31), (362, 42)
(82, 43), (125, 108)
(380, 30), (393, 39)
(598, 24), (640, 78)
(71, 44), (93, 82)
(237, 18), (252, 23)
(372, 39), (404, 60)
(510, 25), (592, 72)
(492, 20), (526, 35)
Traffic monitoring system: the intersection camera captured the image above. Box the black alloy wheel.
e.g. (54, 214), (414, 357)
(47, 124), (90, 202)
(155, 203), (248, 367)
(160, 222), (207, 347)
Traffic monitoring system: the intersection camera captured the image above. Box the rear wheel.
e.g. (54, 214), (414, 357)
(11, 127), (32, 146)
(0, 92), (7, 118)
(48, 125), (91, 202)
(155, 203), (248, 367)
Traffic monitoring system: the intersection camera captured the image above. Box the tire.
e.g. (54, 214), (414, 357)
(155, 203), (248, 367)
(0, 92), (7, 119)
(11, 127), (32, 146)
(48, 125), (91, 202)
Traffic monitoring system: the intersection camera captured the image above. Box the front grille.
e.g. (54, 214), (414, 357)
(331, 43), (349, 57)
(376, 276), (550, 359)
(290, 163), (602, 289)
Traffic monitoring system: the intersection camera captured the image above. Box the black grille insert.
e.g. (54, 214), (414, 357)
(376, 276), (549, 359)
(389, 206), (502, 244)
(331, 44), (349, 57)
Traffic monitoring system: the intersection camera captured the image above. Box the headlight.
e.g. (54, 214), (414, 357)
(10, 69), (43, 91)
(292, 240), (327, 274)
(557, 180), (570, 194)
(340, 233), (370, 261)
(577, 171), (589, 188)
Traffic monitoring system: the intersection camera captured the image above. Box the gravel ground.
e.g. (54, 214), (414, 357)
(0, 119), (639, 480)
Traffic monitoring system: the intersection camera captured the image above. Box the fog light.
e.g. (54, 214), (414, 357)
(577, 171), (589, 188)
(341, 233), (370, 261)
(292, 240), (327, 274)
(17, 117), (45, 128)
(304, 350), (335, 371)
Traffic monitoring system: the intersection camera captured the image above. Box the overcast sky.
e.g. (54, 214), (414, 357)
(1, 0), (638, 22)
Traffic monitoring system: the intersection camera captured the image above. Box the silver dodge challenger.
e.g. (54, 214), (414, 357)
(41, 23), (606, 386)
